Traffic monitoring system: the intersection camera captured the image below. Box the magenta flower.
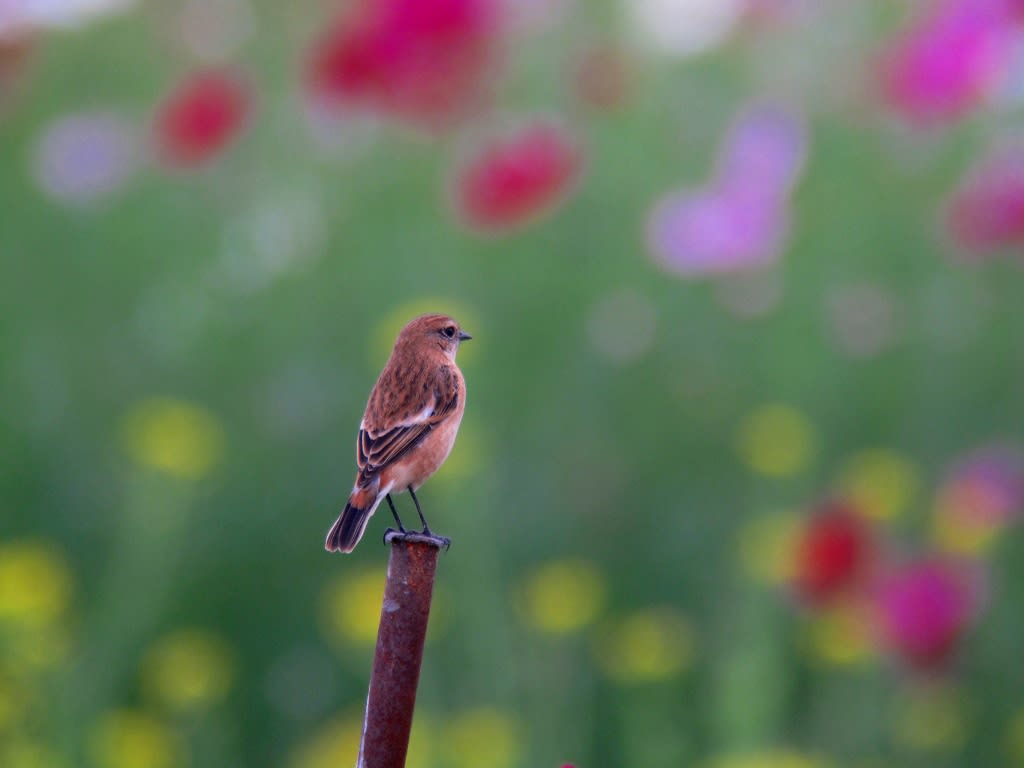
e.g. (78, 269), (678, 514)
(945, 145), (1024, 255)
(153, 70), (251, 169)
(876, 0), (1019, 126)
(450, 118), (584, 232)
(874, 558), (981, 672)
(305, 0), (502, 131)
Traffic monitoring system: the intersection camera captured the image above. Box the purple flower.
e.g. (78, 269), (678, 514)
(647, 102), (806, 277)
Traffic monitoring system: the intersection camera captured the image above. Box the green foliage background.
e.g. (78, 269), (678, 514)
(1, 3), (1024, 767)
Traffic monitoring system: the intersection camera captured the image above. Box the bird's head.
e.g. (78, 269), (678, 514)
(398, 313), (472, 359)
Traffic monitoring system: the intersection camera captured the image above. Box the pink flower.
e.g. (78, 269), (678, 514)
(154, 70), (251, 169)
(945, 146), (1024, 255)
(791, 500), (876, 607)
(305, 0), (502, 131)
(451, 118), (584, 232)
(876, 0), (1019, 126)
(936, 444), (1024, 528)
(874, 558), (981, 672)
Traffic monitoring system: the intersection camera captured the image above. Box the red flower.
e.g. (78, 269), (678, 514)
(451, 119), (584, 232)
(305, 0), (502, 131)
(154, 70), (251, 169)
(791, 500), (875, 607)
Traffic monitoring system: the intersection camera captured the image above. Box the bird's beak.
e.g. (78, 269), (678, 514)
(458, 330), (472, 341)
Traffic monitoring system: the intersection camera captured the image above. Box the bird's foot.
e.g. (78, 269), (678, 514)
(383, 528), (451, 551)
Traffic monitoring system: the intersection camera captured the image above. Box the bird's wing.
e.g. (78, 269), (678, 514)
(356, 365), (460, 478)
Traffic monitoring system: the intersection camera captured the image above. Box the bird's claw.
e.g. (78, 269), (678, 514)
(383, 528), (451, 551)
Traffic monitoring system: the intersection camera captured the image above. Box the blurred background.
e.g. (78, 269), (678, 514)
(2, 0), (1024, 766)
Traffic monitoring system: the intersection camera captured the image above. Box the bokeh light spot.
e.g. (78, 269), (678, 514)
(320, 567), (386, 648)
(737, 404), (815, 477)
(141, 629), (235, 713)
(0, 539), (73, 628)
(893, 684), (969, 752)
(805, 603), (874, 665)
(287, 713), (360, 768)
(120, 398), (224, 480)
(432, 417), (488, 485)
(706, 750), (833, 768)
(443, 708), (519, 768)
(33, 111), (139, 205)
(835, 450), (919, 521)
(90, 710), (181, 768)
(594, 607), (694, 683)
(516, 558), (607, 635)
(587, 288), (657, 365)
(736, 511), (800, 585)
(628, 0), (742, 57)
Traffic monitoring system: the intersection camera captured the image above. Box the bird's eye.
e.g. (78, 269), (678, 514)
(442, 326), (456, 338)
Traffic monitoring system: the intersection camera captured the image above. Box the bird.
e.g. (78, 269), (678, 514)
(325, 313), (471, 553)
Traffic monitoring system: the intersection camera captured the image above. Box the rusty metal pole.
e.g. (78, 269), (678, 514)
(357, 532), (446, 768)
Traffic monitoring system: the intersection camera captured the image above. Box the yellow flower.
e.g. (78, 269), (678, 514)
(834, 450), (919, 520)
(594, 607), (695, 683)
(370, 298), (480, 368)
(737, 405), (815, 477)
(2, 741), (67, 768)
(706, 750), (832, 768)
(320, 567), (386, 648)
(288, 711), (433, 768)
(893, 684), (968, 752)
(0, 540), (73, 628)
(804, 604), (873, 666)
(516, 558), (606, 635)
(141, 629), (234, 713)
(90, 711), (181, 768)
(1004, 706), (1024, 762)
(120, 398), (224, 479)
(443, 708), (519, 768)
(736, 512), (800, 585)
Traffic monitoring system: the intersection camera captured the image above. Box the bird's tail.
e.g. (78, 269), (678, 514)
(325, 478), (382, 553)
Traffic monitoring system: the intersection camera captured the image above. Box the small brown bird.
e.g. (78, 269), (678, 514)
(325, 313), (471, 553)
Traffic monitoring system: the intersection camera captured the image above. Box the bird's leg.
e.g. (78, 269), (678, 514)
(408, 487), (450, 550)
(382, 493), (407, 541)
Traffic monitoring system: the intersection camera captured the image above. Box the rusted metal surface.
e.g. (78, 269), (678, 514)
(358, 532), (444, 768)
